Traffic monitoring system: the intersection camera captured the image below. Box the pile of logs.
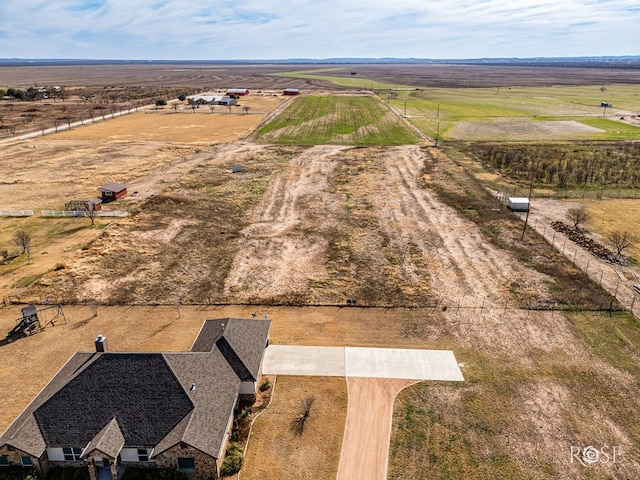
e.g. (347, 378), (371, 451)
(550, 221), (620, 264)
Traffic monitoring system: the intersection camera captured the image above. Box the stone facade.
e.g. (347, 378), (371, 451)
(155, 444), (220, 480)
(0, 445), (47, 472)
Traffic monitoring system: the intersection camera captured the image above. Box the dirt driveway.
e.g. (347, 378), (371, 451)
(337, 378), (416, 480)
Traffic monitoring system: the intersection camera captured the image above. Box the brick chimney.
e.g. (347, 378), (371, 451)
(95, 334), (107, 352)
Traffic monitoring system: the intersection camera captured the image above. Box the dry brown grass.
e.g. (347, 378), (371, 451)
(241, 376), (347, 480)
(585, 199), (640, 263)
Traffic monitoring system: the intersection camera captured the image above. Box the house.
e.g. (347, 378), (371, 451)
(283, 88), (299, 96)
(0, 318), (271, 480)
(226, 89), (249, 96)
(186, 95), (237, 106)
(97, 183), (127, 202)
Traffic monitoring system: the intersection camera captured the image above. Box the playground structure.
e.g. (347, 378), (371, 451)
(2, 304), (67, 344)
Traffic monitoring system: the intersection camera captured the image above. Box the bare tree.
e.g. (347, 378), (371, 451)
(13, 230), (31, 264)
(243, 105), (251, 115)
(608, 231), (638, 259)
(87, 201), (98, 226)
(290, 396), (315, 436)
(567, 205), (589, 230)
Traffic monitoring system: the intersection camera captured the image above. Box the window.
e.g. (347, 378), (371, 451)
(21, 457), (33, 467)
(0, 455), (9, 467)
(63, 448), (83, 461)
(177, 457), (195, 472)
(137, 449), (149, 462)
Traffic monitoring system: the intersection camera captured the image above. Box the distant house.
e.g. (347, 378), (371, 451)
(226, 89), (249, 96)
(186, 95), (237, 106)
(0, 318), (271, 480)
(98, 182), (127, 201)
(283, 88), (299, 96)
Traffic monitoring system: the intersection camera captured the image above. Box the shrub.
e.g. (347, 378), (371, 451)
(220, 443), (243, 476)
(259, 378), (271, 392)
(45, 466), (89, 480)
(0, 466), (38, 480)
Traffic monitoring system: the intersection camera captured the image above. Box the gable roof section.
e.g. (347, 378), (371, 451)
(33, 354), (194, 448)
(82, 417), (125, 459)
(191, 318), (271, 381)
(158, 349), (241, 458)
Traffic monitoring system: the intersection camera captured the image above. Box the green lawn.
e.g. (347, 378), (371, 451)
(257, 96), (420, 145)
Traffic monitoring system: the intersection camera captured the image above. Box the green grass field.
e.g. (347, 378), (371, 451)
(271, 68), (414, 90)
(394, 85), (640, 141)
(257, 96), (421, 145)
(273, 68), (640, 140)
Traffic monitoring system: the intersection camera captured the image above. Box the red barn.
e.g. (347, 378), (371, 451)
(226, 88), (250, 96)
(283, 88), (300, 95)
(98, 182), (128, 201)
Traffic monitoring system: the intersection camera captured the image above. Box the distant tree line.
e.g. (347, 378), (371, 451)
(469, 142), (640, 188)
(1, 87), (66, 101)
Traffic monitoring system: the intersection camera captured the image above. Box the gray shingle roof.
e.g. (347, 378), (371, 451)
(0, 319), (271, 460)
(159, 350), (240, 458)
(191, 318), (271, 381)
(33, 354), (194, 448)
(0, 352), (96, 457)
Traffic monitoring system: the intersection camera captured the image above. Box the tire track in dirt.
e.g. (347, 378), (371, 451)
(223, 145), (350, 301)
(373, 145), (515, 302)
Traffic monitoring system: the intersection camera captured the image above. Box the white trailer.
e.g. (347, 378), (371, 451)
(507, 197), (530, 212)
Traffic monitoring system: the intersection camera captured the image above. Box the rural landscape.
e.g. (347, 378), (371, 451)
(2, 62), (640, 480)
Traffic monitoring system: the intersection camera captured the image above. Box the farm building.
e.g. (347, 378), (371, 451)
(0, 318), (271, 480)
(507, 197), (530, 212)
(283, 88), (300, 95)
(186, 95), (237, 106)
(226, 88), (250, 96)
(97, 182), (127, 201)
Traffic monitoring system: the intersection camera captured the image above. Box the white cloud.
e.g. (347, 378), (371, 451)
(0, 0), (638, 58)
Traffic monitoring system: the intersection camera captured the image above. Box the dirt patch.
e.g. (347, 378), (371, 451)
(448, 119), (603, 141)
(223, 145), (349, 302)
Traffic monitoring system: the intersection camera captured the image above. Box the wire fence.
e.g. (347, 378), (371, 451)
(40, 210), (128, 218)
(498, 186), (640, 201)
(0, 210), (34, 217)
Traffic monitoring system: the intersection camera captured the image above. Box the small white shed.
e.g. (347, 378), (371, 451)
(507, 197), (530, 212)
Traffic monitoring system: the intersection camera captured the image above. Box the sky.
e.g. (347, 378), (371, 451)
(1, 0), (639, 60)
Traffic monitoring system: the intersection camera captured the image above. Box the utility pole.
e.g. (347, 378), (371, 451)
(521, 165), (536, 241)
(435, 103), (440, 147)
